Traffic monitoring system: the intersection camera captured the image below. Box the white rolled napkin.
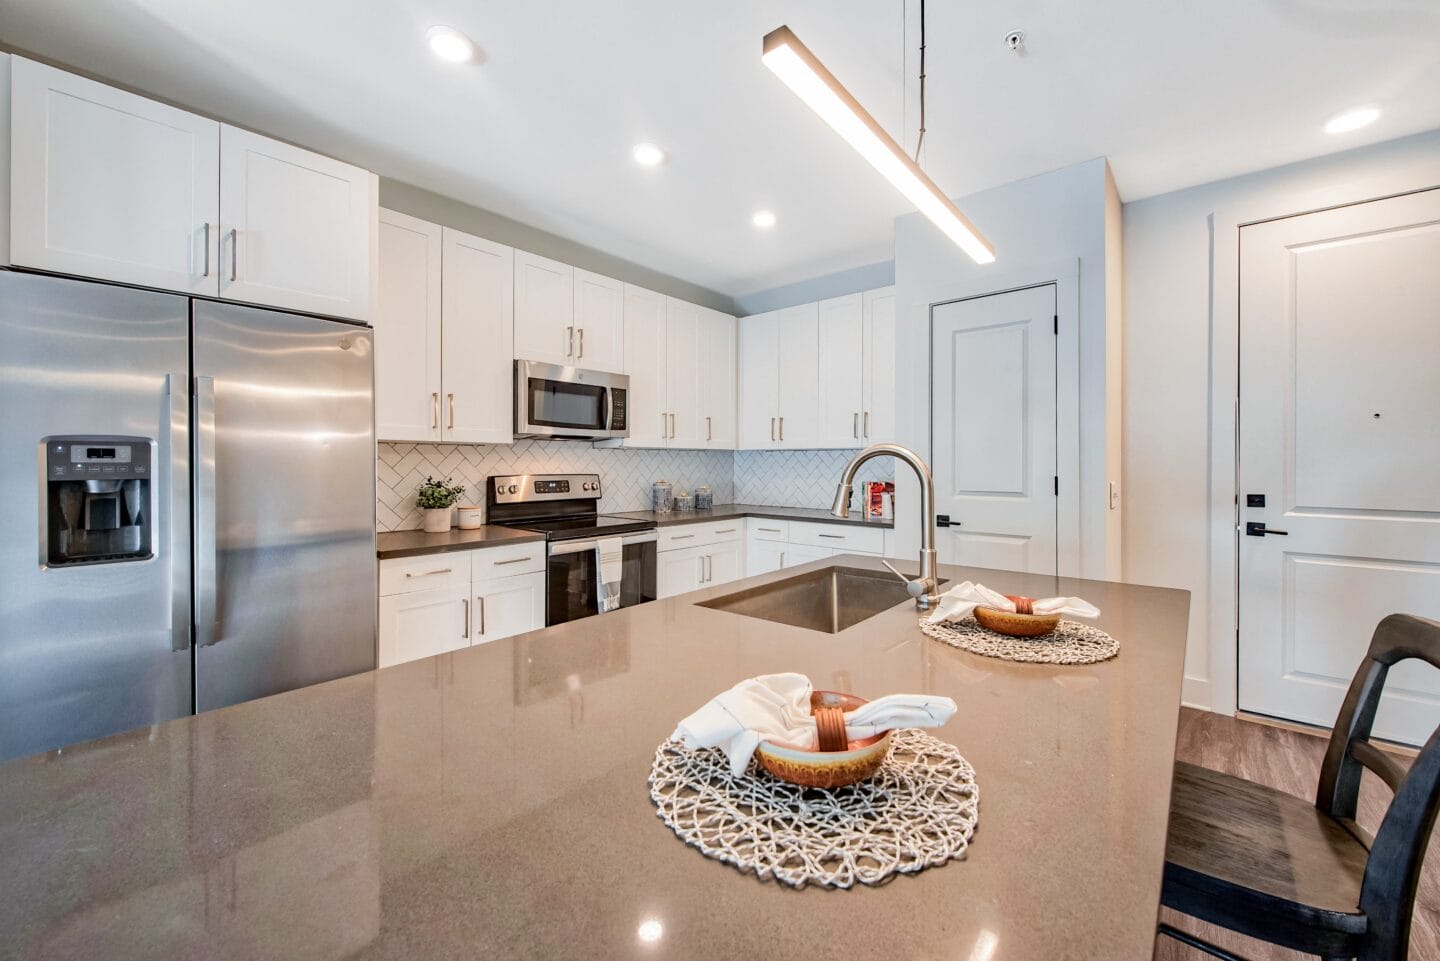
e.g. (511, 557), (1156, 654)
(672, 672), (957, 776)
(924, 580), (1101, 625)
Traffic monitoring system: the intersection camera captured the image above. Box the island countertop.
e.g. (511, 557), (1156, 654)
(0, 557), (1189, 961)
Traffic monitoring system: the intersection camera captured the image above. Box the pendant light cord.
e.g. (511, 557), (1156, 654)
(913, 0), (926, 163)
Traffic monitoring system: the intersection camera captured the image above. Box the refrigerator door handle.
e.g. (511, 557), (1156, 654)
(168, 373), (192, 652)
(194, 375), (219, 647)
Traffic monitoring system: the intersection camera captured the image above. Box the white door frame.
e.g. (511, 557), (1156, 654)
(920, 258), (1082, 575)
(1207, 172), (1440, 716)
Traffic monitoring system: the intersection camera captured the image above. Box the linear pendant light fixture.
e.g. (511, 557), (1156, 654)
(762, 25), (995, 264)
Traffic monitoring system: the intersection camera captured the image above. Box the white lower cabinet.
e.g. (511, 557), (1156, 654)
(743, 519), (884, 576)
(378, 543), (545, 668)
(471, 571), (545, 645)
(655, 522), (745, 599)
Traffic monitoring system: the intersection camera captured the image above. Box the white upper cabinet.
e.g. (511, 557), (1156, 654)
(375, 210), (442, 442)
(622, 284), (668, 448)
(573, 268), (624, 373)
(817, 293), (864, 447)
(775, 302), (820, 448)
(513, 250), (574, 365)
(739, 310), (780, 448)
(9, 56), (220, 295)
(218, 125), (374, 321)
(699, 308), (736, 448)
(442, 228), (514, 445)
(862, 286), (896, 443)
(665, 297), (703, 447)
(0, 54), (11, 267)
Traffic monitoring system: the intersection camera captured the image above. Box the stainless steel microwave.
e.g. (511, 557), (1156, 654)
(514, 359), (630, 440)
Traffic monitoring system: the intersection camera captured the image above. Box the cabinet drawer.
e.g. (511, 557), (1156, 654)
(789, 522), (884, 554)
(379, 553), (470, 597)
(472, 540), (546, 578)
(657, 520), (742, 552)
(746, 519), (789, 542)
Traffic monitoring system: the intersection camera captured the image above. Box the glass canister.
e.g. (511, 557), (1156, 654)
(674, 490), (694, 512)
(652, 480), (673, 514)
(695, 485), (713, 510)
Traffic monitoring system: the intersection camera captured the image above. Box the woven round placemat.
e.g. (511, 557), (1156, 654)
(921, 616), (1120, 664)
(648, 728), (979, 889)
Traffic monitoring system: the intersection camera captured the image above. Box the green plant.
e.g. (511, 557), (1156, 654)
(416, 475), (465, 510)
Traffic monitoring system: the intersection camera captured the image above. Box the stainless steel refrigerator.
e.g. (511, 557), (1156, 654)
(0, 270), (377, 761)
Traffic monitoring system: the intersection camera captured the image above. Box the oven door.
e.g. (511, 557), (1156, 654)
(545, 531), (657, 625)
(514, 359), (629, 439)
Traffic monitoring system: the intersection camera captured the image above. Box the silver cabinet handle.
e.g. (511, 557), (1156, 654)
(578, 327), (584, 358)
(779, 416), (784, 442)
(854, 412), (859, 438)
(757, 527), (782, 533)
(779, 551), (786, 567)
(405, 567), (453, 578)
(863, 411), (869, 438)
(716, 528), (736, 534)
(194, 375), (218, 647)
(477, 596), (486, 636)
(706, 415), (712, 442)
(228, 228), (238, 282)
(431, 392), (440, 429)
(671, 533), (695, 540)
(818, 533), (845, 540)
(462, 598), (470, 639)
(167, 373), (191, 652)
(706, 554), (713, 582)
(566, 326), (574, 356)
(669, 412), (676, 438)
(447, 392), (455, 430)
(697, 556), (705, 584)
(201, 223), (211, 277)
(661, 412), (667, 438)
(492, 556), (533, 566)
(770, 417), (776, 442)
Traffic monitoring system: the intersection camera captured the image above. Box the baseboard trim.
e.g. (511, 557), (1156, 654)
(1181, 675), (1211, 711)
(1235, 710), (1421, 758)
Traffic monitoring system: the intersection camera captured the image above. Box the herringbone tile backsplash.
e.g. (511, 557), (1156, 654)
(376, 443), (894, 531)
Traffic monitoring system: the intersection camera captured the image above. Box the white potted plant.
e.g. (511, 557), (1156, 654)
(416, 475), (465, 533)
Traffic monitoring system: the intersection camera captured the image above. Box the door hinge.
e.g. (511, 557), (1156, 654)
(1053, 314), (1058, 335)
(1053, 475), (1059, 496)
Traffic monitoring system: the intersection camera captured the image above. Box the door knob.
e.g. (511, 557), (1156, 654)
(1245, 522), (1288, 536)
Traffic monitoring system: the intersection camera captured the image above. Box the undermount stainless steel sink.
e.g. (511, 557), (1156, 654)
(698, 565), (946, 635)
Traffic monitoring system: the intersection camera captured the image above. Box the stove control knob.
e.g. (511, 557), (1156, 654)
(583, 482), (594, 491)
(507, 484), (519, 494)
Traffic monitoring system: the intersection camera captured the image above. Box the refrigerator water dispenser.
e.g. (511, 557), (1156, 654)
(42, 436), (154, 566)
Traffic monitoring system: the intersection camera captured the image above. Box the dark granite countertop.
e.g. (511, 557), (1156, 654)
(0, 556), (1189, 960)
(613, 503), (894, 529)
(376, 525), (545, 559)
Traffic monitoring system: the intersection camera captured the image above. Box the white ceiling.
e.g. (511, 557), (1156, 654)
(1, 0), (1437, 297)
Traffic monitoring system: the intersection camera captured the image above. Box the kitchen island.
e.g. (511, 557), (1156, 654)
(0, 556), (1189, 961)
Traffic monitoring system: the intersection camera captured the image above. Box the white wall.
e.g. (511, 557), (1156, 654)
(893, 157), (1121, 579)
(1123, 128), (1440, 711)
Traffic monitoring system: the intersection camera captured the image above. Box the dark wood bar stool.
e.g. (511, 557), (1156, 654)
(1159, 613), (1440, 961)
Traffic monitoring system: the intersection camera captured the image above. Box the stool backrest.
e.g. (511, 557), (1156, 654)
(1316, 613), (1440, 961)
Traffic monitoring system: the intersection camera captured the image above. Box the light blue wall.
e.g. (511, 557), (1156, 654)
(731, 259), (895, 316)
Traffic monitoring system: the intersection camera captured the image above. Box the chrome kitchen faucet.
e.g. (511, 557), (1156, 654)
(830, 443), (942, 610)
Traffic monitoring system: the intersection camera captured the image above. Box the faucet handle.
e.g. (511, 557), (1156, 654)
(881, 559), (927, 598)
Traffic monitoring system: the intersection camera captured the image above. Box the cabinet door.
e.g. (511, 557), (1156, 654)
(699, 308), (737, 448)
(573, 269), (624, 373)
(817, 293), (864, 447)
(658, 545), (704, 599)
(218, 125), (373, 320)
(442, 228), (514, 444)
(665, 298), (704, 447)
(782, 543), (832, 569)
(376, 210), (442, 442)
(745, 540), (786, 576)
(378, 587), (470, 668)
(10, 57), (220, 295)
(706, 541), (743, 587)
(776, 303), (820, 448)
(862, 287), (896, 442)
(622, 284), (668, 448)
(513, 250), (574, 365)
(738, 311), (780, 449)
(473, 571), (545, 644)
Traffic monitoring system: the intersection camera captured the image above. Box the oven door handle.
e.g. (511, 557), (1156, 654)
(548, 530), (658, 556)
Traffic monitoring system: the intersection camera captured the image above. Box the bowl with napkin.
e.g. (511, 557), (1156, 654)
(924, 581), (1101, 637)
(673, 673), (957, 789)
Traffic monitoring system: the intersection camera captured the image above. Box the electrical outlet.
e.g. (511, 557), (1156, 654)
(1108, 482), (1120, 510)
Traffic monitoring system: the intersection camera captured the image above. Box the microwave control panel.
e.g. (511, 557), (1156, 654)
(610, 389), (626, 430)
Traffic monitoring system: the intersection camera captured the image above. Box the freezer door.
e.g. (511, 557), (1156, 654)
(192, 301), (376, 712)
(0, 272), (191, 761)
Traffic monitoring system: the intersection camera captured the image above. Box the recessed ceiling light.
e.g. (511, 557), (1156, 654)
(632, 142), (667, 166)
(427, 25), (475, 63)
(1324, 106), (1380, 134)
(751, 210), (777, 229)
(637, 919), (663, 943)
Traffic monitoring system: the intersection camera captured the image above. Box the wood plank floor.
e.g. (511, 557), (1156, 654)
(1154, 708), (1439, 960)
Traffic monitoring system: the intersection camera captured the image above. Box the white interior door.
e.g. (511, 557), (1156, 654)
(1238, 188), (1440, 744)
(375, 209), (442, 442)
(931, 284), (1058, 574)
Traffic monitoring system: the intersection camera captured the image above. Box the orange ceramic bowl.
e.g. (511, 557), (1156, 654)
(974, 606), (1061, 637)
(755, 691), (892, 789)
